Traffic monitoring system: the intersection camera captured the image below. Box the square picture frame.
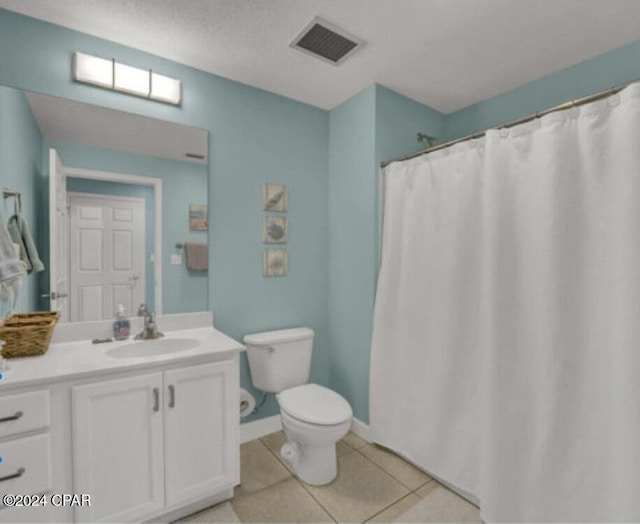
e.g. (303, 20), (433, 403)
(189, 203), (208, 231)
(263, 216), (288, 244)
(263, 183), (287, 212)
(263, 249), (288, 277)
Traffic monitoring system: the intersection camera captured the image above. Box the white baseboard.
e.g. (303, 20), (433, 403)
(350, 417), (372, 443)
(240, 414), (372, 444)
(240, 414), (282, 443)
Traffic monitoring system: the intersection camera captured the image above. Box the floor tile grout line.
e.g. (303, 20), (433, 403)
(363, 491), (419, 523)
(257, 433), (340, 522)
(259, 432), (359, 476)
(292, 475), (339, 524)
(412, 477), (435, 496)
(305, 449), (407, 523)
(259, 433), (394, 523)
(257, 433), (423, 522)
(354, 446), (430, 493)
(256, 433), (435, 522)
(235, 434), (440, 523)
(234, 439), (294, 502)
(229, 476), (298, 523)
(231, 474), (293, 504)
(259, 435), (294, 472)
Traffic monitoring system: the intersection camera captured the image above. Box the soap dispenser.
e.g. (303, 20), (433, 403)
(113, 304), (131, 341)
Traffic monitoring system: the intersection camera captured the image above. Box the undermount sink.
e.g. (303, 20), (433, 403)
(105, 338), (200, 358)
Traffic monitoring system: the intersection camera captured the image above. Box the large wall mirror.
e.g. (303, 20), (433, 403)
(0, 85), (209, 323)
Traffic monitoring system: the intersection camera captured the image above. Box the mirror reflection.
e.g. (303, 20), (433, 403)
(0, 86), (209, 323)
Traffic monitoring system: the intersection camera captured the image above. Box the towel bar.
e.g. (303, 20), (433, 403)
(2, 188), (20, 199)
(175, 242), (208, 249)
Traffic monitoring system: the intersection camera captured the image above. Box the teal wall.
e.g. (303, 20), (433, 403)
(374, 85), (446, 261)
(0, 8), (330, 422)
(445, 39), (640, 140)
(51, 142), (208, 315)
(327, 85), (445, 422)
(328, 85), (377, 421)
(66, 176), (156, 312)
(3, 7), (640, 426)
(375, 84), (446, 163)
(0, 86), (43, 315)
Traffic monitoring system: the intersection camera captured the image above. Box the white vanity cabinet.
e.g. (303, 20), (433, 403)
(0, 318), (242, 523)
(0, 390), (54, 523)
(163, 361), (237, 506)
(72, 359), (239, 522)
(72, 373), (165, 522)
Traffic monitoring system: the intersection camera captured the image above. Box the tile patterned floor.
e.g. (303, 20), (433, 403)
(182, 431), (482, 523)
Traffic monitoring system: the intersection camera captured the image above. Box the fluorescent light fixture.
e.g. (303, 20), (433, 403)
(150, 72), (181, 105)
(72, 52), (181, 106)
(73, 52), (113, 88)
(114, 62), (150, 96)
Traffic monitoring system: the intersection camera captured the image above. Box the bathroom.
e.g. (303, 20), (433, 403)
(1, 1), (640, 522)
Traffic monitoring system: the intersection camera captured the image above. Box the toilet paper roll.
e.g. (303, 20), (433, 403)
(239, 388), (256, 418)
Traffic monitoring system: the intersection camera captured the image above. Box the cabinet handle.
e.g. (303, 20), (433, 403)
(152, 388), (159, 412)
(0, 467), (25, 483)
(168, 385), (175, 408)
(0, 410), (23, 423)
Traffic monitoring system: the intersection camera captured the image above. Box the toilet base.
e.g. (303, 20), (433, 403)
(279, 410), (351, 486)
(281, 440), (337, 485)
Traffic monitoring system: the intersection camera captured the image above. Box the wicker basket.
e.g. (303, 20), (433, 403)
(0, 311), (61, 358)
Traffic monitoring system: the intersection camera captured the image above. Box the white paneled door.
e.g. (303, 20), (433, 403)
(68, 193), (145, 322)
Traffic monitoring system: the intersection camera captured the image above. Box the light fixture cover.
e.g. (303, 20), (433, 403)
(114, 62), (150, 97)
(151, 72), (182, 104)
(73, 52), (113, 88)
(72, 52), (181, 105)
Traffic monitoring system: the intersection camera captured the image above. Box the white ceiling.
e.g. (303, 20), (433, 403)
(3, 1), (640, 113)
(26, 91), (208, 164)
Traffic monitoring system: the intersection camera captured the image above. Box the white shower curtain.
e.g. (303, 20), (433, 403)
(371, 83), (640, 522)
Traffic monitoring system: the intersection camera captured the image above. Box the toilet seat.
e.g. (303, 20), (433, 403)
(278, 384), (352, 426)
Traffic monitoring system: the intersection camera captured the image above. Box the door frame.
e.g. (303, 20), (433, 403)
(65, 167), (163, 314)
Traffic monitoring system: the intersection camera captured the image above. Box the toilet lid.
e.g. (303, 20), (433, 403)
(278, 384), (353, 426)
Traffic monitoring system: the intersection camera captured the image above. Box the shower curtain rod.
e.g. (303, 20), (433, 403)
(381, 78), (638, 168)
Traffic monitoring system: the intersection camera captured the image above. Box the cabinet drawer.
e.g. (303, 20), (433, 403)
(0, 501), (52, 523)
(0, 390), (50, 439)
(0, 434), (52, 500)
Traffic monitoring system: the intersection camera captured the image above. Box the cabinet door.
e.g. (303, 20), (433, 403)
(72, 373), (164, 522)
(164, 360), (239, 506)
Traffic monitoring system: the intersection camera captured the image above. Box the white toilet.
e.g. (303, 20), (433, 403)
(243, 327), (352, 485)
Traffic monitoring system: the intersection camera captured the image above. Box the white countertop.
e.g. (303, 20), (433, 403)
(0, 325), (244, 390)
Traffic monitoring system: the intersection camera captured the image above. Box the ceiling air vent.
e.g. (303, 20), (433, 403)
(291, 17), (364, 65)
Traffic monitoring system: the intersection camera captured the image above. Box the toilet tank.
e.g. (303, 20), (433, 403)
(243, 327), (314, 393)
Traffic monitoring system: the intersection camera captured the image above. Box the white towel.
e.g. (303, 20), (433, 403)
(7, 213), (44, 274)
(0, 208), (24, 308)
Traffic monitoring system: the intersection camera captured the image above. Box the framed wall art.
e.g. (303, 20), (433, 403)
(263, 216), (287, 243)
(263, 183), (287, 212)
(263, 249), (287, 277)
(189, 203), (208, 231)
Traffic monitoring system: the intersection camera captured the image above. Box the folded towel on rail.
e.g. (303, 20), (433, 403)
(185, 242), (208, 271)
(0, 208), (24, 307)
(7, 213), (44, 274)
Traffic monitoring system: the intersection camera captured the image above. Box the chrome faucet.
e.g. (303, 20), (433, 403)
(135, 304), (164, 340)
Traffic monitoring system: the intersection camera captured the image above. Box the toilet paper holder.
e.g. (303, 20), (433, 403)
(239, 388), (256, 418)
